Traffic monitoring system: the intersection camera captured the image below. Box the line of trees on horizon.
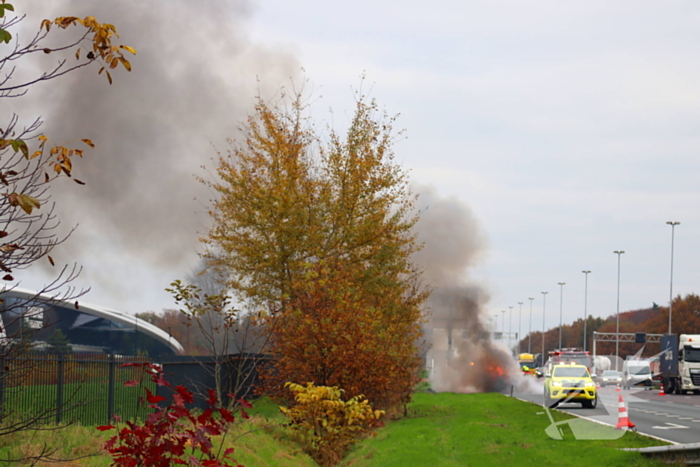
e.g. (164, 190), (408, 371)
(517, 293), (700, 359)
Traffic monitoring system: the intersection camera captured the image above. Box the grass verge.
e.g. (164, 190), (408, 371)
(340, 392), (673, 467)
(0, 397), (317, 467)
(0, 393), (676, 466)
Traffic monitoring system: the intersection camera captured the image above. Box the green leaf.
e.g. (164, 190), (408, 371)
(0, 4), (14, 18)
(9, 139), (28, 158)
(0, 27), (11, 44)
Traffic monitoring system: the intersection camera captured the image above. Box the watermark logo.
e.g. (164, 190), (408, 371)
(541, 402), (627, 440)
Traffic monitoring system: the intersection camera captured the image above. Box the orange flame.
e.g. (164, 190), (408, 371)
(485, 364), (505, 377)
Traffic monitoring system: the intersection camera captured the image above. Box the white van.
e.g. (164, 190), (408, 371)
(622, 359), (652, 390)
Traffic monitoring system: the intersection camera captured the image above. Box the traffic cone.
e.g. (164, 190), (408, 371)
(615, 393), (636, 430)
(596, 380), (600, 389)
(659, 382), (666, 396)
(616, 382), (621, 392)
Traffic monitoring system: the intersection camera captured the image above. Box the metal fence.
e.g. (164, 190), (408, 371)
(0, 352), (154, 426)
(158, 353), (272, 409)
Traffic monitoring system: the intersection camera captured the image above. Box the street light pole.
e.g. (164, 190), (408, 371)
(494, 314), (499, 337)
(558, 282), (566, 348)
(582, 270), (591, 351)
(518, 301), (524, 354)
(541, 291), (548, 363)
(501, 310), (506, 338)
(528, 297), (535, 353)
(508, 306), (514, 350)
(614, 250), (625, 369)
(667, 221), (680, 334)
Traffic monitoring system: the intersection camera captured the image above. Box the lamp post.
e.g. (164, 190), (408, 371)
(582, 270), (591, 351)
(528, 297), (535, 353)
(494, 314), (499, 337)
(508, 306), (514, 350)
(518, 301), (524, 354)
(614, 250), (625, 369)
(501, 310), (506, 338)
(558, 282), (566, 348)
(667, 221), (680, 334)
(541, 291), (548, 362)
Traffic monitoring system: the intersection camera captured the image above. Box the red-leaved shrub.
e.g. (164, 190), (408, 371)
(97, 362), (250, 467)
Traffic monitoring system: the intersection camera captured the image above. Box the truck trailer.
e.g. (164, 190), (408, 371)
(660, 334), (700, 395)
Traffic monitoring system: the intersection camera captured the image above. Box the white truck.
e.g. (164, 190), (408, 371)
(660, 334), (700, 395)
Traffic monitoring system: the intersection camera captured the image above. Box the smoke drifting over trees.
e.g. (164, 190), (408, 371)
(8, 1), (298, 310)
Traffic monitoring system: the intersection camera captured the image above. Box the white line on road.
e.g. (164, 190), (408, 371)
(652, 423), (689, 430)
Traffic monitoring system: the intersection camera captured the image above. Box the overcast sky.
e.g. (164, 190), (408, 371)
(245, 0), (700, 337)
(11, 1), (700, 339)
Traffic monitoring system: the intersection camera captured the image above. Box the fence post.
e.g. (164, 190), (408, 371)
(55, 353), (64, 425)
(107, 354), (115, 424)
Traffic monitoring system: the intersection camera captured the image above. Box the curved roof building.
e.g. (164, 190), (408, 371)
(0, 288), (184, 355)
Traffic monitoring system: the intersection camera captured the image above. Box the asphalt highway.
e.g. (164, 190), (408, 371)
(515, 382), (700, 444)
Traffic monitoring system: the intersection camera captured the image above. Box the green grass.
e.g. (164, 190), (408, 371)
(3, 380), (154, 426)
(340, 392), (673, 467)
(0, 393), (677, 466)
(0, 397), (317, 467)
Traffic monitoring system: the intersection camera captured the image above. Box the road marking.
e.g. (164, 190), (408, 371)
(665, 415), (680, 418)
(693, 420), (700, 423)
(679, 417), (693, 420)
(652, 423), (689, 430)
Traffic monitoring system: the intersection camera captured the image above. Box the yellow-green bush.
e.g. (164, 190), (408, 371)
(279, 382), (384, 466)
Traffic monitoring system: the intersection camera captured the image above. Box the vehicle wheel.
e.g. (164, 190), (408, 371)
(582, 396), (597, 409)
(666, 379), (675, 394)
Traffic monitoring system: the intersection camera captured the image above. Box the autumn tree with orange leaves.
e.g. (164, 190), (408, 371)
(201, 90), (427, 411)
(264, 262), (424, 411)
(0, 3), (134, 463)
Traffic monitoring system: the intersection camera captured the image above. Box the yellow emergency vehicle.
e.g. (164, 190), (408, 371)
(544, 363), (597, 409)
(518, 353), (537, 376)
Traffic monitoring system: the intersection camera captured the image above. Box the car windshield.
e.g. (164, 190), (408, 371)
(684, 346), (700, 363)
(519, 362), (533, 369)
(553, 367), (589, 378)
(602, 371), (620, 377)
(628, 365), (650, 375)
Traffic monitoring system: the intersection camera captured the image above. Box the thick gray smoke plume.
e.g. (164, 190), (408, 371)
(7, 1), (298, 310)
(413, 185), (532, 393)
